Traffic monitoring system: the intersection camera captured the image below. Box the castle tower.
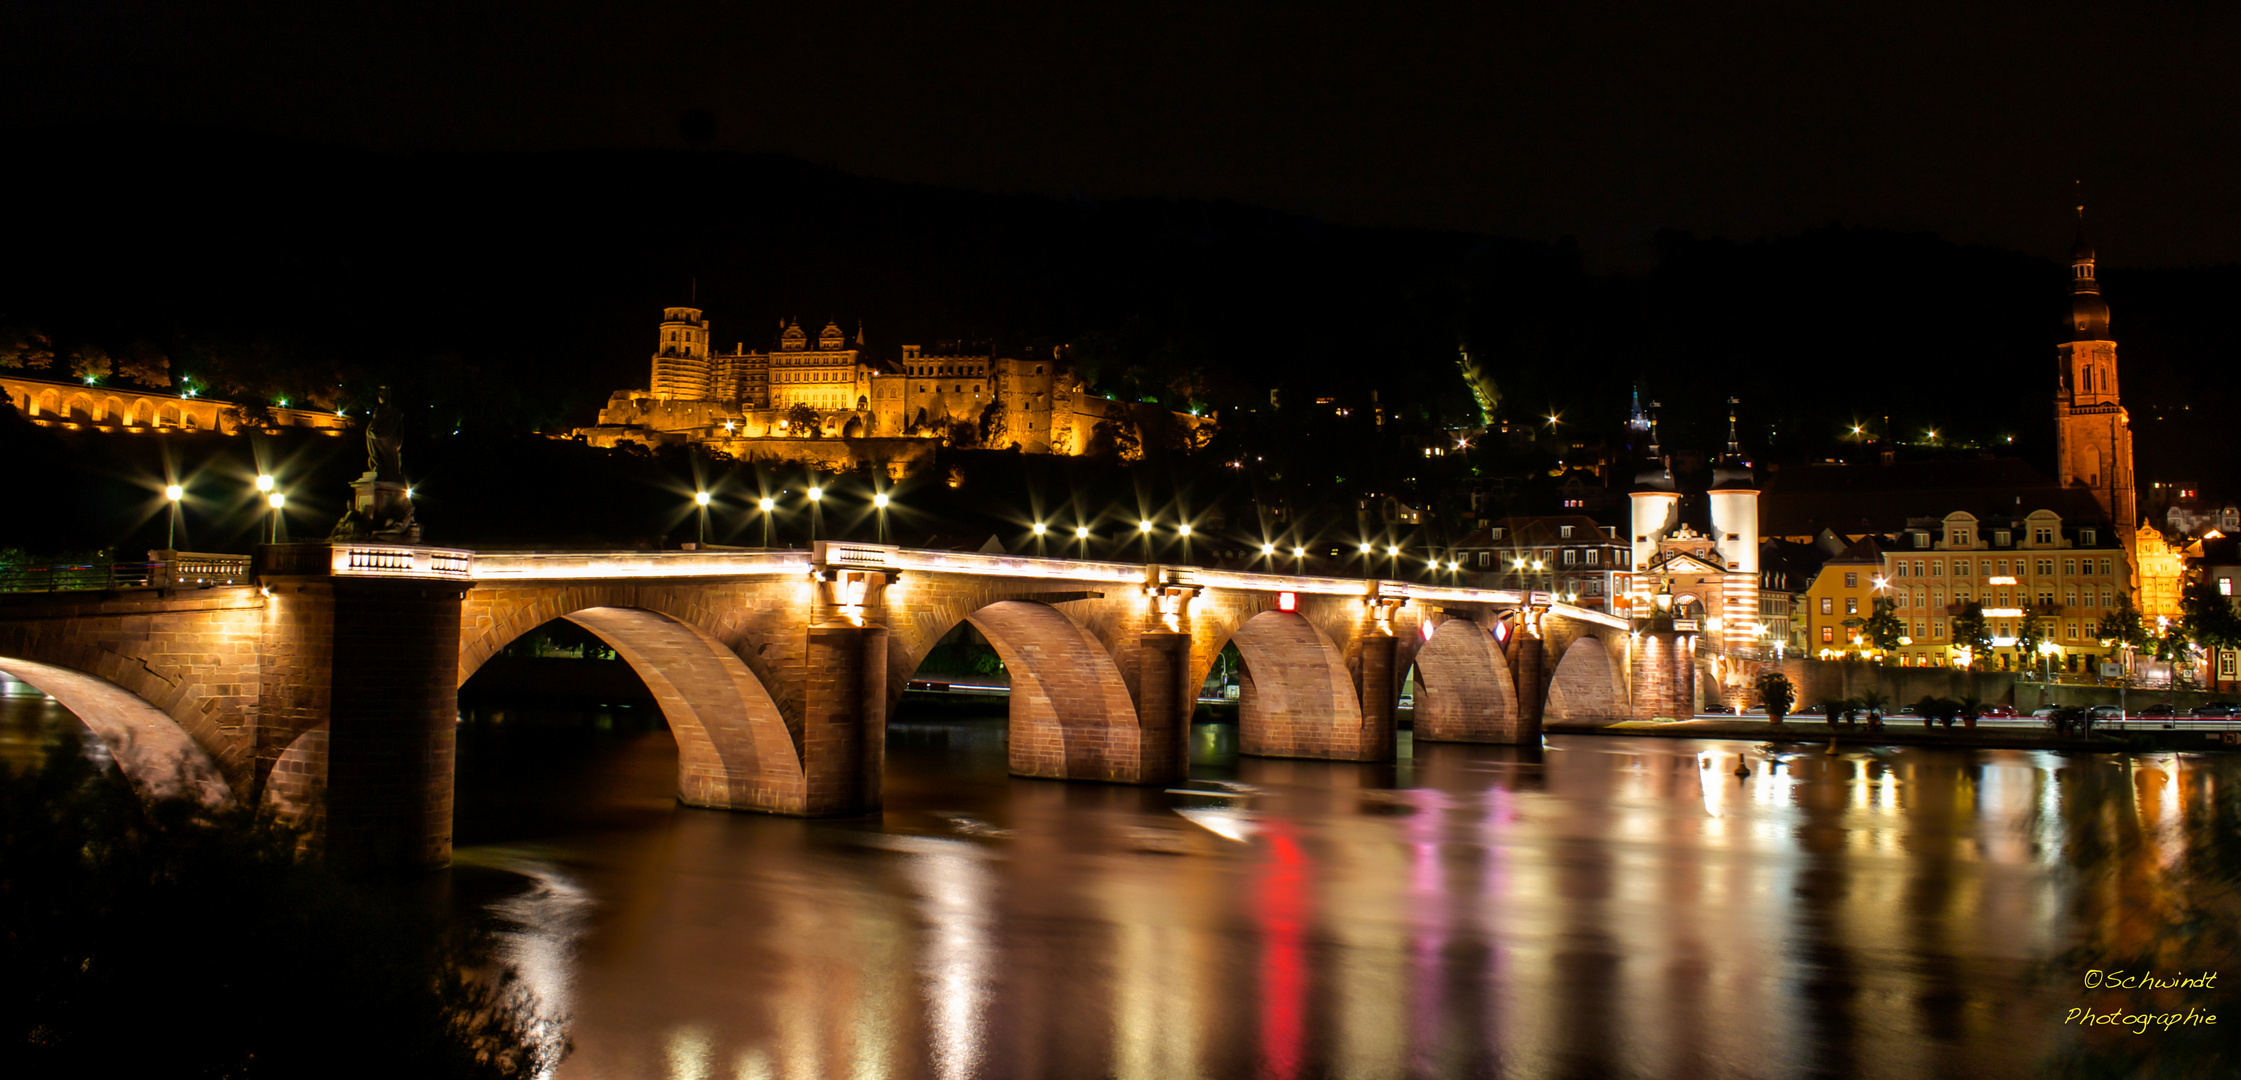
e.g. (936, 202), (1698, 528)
(650, 306), (713, 401)
(2052, 209), (2138, 559)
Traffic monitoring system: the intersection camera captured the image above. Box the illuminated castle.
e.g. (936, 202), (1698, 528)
(582, 305), (1199, 465)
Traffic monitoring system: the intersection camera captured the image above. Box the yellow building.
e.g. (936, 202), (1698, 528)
(1803, 536), (1884, 658)
(1882, 509), (2130, 672)
(2133, 523), (2191, 619)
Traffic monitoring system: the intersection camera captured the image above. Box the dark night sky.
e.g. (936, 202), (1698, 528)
(8, 1), (2239, 268)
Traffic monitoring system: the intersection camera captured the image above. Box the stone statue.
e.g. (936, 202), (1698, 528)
(333, 386), (418, 541)
(366, 386), (404, 481)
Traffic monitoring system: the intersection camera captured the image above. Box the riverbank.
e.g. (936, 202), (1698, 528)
(1544, 716), (2239, 752)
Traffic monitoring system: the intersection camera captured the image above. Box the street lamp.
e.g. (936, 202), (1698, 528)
(1292, 545), (1307, 574)
(873, 492), (890, 544)
(2039, 639), (2061, 683)
(1139, 518), (1155, 562)
(164, 484), (183, 549)
(758, 497), (776, 548)
(266, 491), (286, 543)
(1032, 520), (1047, 555)
(1075, 525), (1091, 559)
(694, 490), (711, 544)
(1177, 522), (1192, 564)
(807, 485), (823, 544)
(1386, 544), (1401, 578)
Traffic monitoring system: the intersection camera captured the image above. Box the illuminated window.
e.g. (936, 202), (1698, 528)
(1821, 598), (1833, 615)
(1844, 572), (1858, 588)
(1821, 626), (1834, 643)
(1845, 597), (1858, 615)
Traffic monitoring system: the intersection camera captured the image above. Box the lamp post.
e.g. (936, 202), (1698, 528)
(1260, 542), (1276, 569)
(2039, 639), (2060, 684)
(267, 491), (286, 543)
(758, 497), (776, 548)
(873, 492), (890, 544)
(164, 484), (183, 549)
(1386, 544), (1401, 579)
(1139, 518), (1155, 562)
(1032, 520), (1047, 556)
(1292, 545), (1307, 574)
(1177, 522), (1192, 564)
(694, 490), (711, 545)
(1358, 541), (1375, 578)
(1076, 525), (1091, 559)
(807, 484), (823, 544)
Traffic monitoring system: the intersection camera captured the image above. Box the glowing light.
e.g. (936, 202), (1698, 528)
(1177, 524), (1192, 538)
(1421, 619), (1436, 640)
(1277, 591), (1297, 612)
(1032, 522), (1047, 536)
(1386, 545), (1400, 557)
(1076, 526), (1091, 539)
(807, 486), (823, 502)
(405, 487), (414, 498)
(758, 497), (775, 512)
(1530, 560), (1543, 571)
(694, 491), (711, 507)
(1141, 520), (1156, 533)
(1446, 561), (1459, 571)
(267, 492), (285, 509)
(1260, 543), (1276, 556)
(874, 493), (890, 508)
(1872, 574), (1887, 590)
(256, 474), (275, 493)
(1291, 546), (1306, 558)
(1359, 543), (1374, 554)
(164, 484), (183, 501)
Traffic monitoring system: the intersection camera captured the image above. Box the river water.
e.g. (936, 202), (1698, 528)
(446, 698), (2238, 1080)
(6, 676), (2234, 1079)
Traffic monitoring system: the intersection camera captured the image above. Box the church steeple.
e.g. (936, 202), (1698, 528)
(2067, 206), (2111, 342)
(2052, 206), (2138, 579)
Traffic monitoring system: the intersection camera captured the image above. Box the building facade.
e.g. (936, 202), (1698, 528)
(1801, 537), (1885, 658)
(1451, 516), (1629, 609)
(582, 306), (1198, 462)
(1878, 509), (2130, 670)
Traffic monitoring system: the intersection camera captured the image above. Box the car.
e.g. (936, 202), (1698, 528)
(2193, 703), (2241, 718)
(2087, 705), (2125, 720)
(2030, 707), (2059, 719)
(1979, 704), (2017, 718)
(1793, 704), (1824, 716)
(1701, 704), (1734, 714)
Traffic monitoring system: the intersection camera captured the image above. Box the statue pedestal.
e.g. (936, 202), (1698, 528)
(339, 473), (419, 542)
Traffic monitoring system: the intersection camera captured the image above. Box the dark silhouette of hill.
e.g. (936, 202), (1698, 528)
(3, 123), (2234, 498)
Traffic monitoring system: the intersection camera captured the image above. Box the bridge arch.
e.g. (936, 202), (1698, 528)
(1215, 610), (1374, 760)
(1408, 616), (1522, 743)
(1543, 635), (1630, 722)
(0, 656), (233, 808)
(458, 588), (809, 813)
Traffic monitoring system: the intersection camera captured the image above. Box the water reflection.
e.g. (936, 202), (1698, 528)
(0, 683), (2164, 1080)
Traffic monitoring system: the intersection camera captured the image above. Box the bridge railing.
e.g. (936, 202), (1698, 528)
(0, 551), (250, 593)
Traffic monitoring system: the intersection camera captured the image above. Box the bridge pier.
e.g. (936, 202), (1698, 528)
(804, 624), (888, 815)
(261, 573), (463, 871)
(1512, 634), (1547, 742)
(1354, 633), (1399, 761)
(1132, 631), (1193, 785)
(1630, 629), (1695, 721)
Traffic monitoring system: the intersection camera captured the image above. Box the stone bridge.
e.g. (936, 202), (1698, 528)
(0, 541), (1689, 869)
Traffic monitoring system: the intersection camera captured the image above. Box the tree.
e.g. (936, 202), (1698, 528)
(782, 402), (820, 438)
(977, 401), (1006, 448)
(1, 729), (566, 1077)
(1864, 595), (1904, 653)
(2180, 579), (2241, 653)
(67, 345), (113, 383)
(1754, 671), (1796, 724)
(0, 326), (53, 371)
(2016, 609), (2050, 671)
(115, 341), (171, 388)
(1856, 688), (1890, 730)
(1951, 601), (1993, 668)
(2096, 593), (2152, 654)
